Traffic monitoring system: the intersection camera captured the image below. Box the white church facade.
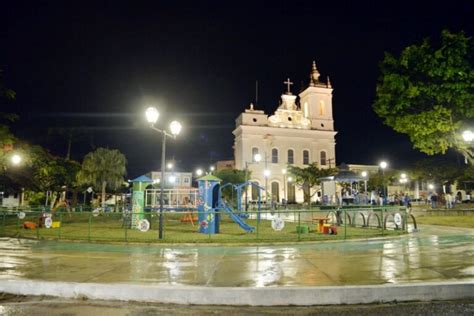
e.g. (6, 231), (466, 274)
(233, 61), (337, 204)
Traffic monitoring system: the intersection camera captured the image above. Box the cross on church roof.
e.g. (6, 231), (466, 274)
(283, 78), (293, 94)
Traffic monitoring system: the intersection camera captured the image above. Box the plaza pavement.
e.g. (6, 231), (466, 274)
(0, 225), (472, 305)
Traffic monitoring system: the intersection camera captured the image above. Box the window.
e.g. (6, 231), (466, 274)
(320, 151), (327, 166)
(252, 147), (259, 162)
(303, 150), (309, 165)
(287, 149), (294, 164)
(271, 182), (280, 202)
(183, 177), (190, 184)
(271, 148), (278, 163)
(319, 100), (325, 116)
(287, 182), (295, 203)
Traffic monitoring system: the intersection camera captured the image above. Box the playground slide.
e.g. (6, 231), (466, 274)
(220, 203), (255, 233)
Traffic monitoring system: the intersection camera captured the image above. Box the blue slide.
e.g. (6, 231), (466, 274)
(220, 202), (255, 233)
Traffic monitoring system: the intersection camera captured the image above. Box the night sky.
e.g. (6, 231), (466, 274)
(1, 1), (473, 177)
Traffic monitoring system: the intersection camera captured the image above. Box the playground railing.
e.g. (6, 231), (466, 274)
(0, 206), (413, 243)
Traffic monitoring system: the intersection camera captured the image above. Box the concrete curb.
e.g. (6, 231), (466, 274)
(0, 280), (473, 306)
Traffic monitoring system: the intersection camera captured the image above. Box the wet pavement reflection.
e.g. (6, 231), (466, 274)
(0, 225), (472, 286)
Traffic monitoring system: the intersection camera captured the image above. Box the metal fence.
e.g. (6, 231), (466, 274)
(0, 206), (412, 243)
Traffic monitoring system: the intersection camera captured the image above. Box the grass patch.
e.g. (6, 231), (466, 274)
(416, 215), (474, 228)
(0, 211), (406, 244)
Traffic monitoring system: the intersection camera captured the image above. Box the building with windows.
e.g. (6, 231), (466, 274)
(233, 61), (337, 203)
(216, 160), (235, 171)
(149, 171), (193, 188)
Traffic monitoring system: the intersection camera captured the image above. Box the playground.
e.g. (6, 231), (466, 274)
(0, 175), (412, 243)
(0, 209), (409, 243)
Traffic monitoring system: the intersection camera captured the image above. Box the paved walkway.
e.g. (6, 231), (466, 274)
(1, 225), (472, 287)
(1, 225), (473, 305)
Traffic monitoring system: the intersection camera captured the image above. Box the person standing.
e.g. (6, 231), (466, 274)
(445, 193), (453, 209)
(431, 193), (438, 209)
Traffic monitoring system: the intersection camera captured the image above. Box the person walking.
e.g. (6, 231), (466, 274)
(445, 193), (453, 209)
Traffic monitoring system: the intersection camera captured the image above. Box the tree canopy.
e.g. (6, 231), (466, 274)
(287, 163), (337, 203)
(214, 169), (247, 203)
(77, 147), (127, 207)
(373, 30), (473, 163)
(0, 69), (17, 171)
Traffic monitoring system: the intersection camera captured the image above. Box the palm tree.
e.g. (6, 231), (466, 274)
(77, 148), (127, 208)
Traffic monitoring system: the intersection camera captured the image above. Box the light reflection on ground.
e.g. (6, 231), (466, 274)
(0, 225), (472, 286)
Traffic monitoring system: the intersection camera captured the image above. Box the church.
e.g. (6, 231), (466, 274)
(233, 61), (337, 204)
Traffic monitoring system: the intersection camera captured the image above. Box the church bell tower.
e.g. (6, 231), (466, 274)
(298, 61), (334, 131)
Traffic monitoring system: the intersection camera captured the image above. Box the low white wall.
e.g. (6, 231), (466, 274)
(0, 280), (472, 306)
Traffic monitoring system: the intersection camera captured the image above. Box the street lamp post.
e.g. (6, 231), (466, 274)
(361, 171), (368, 204)
(462, 130), (473, 164)
(379, 161), (388, 201)
(361, 171), (368, 193)
(244, 154), (263, 210)
(9, 154), (23, 206)
(282, 169), (287, 206)
(256, 152), (271, 204)
(146, 107), (182, 240)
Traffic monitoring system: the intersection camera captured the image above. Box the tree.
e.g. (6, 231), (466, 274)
(0, 69), (15, 100)
(0, 69), (17, 171)
(214, 169), (247, 203)
(410, 157), (463, 185)
(47, 127), (88, 160)
(373, 30), (474, 163)
(77, 148), (127, 208)
(1, 144), (81, 206)
(366, 170), (398, 193)
(288, 163), (337, 203)
(0, 118), (17, 171)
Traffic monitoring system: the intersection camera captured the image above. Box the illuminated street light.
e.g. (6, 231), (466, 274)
(168, 175), (176, 184)
(166, 162), (174, 170)
(263, 169), (270, 178)
(169, 120), (182, 136)
(379, 161), (388, 169)
(145, 106), (182, 240)
(196, 169), (203, 176)
(145, 107), (159, 124)
(428, 184), (434, 190)
(11, 154), (22, 165)
(462, 130), (473, 142)
(254, 153), (262, 162)
(462, 130), (473, 164)
(210, 166), (215, 172)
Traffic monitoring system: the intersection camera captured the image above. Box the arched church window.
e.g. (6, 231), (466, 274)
(303, 150), (309, 165)
(320, 151), (327, 166)
(271, 148), (278, 163)
(287, 181), (296, 203)
(287, 149), (294, 164)
(271, 182), (280, 202)
(252, 147), (259, 162)
(319, 100), (325, 116)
